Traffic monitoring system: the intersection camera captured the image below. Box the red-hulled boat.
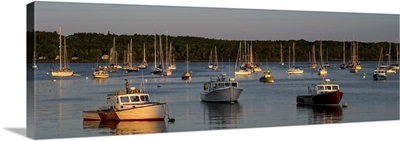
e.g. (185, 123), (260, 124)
(296, 79), (344, 106)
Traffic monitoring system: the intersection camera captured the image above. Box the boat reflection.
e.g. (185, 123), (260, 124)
(296, 104), (343, 124)
(83, 120), (167, 135)
(201, 102), (242, 129)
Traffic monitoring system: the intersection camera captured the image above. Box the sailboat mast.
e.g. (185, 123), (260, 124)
(312, 45), (316, 64)
(320, 36), (323, 67)
(165, 31), (168, 68)
(388, 43), (391, 66)
(215, 46), (218, 66)
(159, 35), (163, 69)
(397, 39), (399, 64)
(186, 44), (189, 72)
(59, 25), (62, 70)
(63, 37), (67, 69)
(154, 33), (157, 68)
(293, 42), (295, 66)
(143, 43), (146, 64)
(288, 42), (291, 67)
(343, 40), (345, 64)
(280, 42), (283, 64)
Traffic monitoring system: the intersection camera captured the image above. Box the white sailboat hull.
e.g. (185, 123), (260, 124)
(51, 70), (73, 77)
(235, 70), (251, 75)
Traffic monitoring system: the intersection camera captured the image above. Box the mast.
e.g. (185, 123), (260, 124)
(320, 36), (323, 67)
(59, 25), (62, 70)
(293, 42), (295, 66)
(186, 44), (189, 72)
(143, 43), (147, 64)
(63, 37), (67, 69)
(154, 33), (157, 69)
(312, 45), (316, 64)
(214, 46), (218, 66)
(388, 43), (391, 66)
(165, 31), (168, 68)
(250, 42), (253, 64)
(159, 35), (163, 70)
(288, 42), (291, 68)
(397, 39), (399, 64)
(343, 40), (345, 64)
(280, 42), (283, 65)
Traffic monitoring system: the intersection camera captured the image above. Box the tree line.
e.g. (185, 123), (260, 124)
(28, 31), (399, 63)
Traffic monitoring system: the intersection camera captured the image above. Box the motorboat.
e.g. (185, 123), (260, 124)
(201, 74), (243, 103)
(296, 79), (344, 106)
(83, 80), (174, 121)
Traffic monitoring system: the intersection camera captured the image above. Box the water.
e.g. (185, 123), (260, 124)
(29, 61), (399, 139)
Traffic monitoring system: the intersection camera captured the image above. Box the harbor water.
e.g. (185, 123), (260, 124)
(29, 61), (399, 139)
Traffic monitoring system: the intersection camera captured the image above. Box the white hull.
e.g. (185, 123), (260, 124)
(83, 104), (166, 121)
(51, 70), (73, 77)
(162, 70), (172, 76)
(253, 67), (262, 72)
(387, 69), (397, 74)
(93, 74), (109, 78)
(235, 70), (251, 75)
(318, 69), (327, 75)
(287, 68), (304, 74)
(168, 65), (176, 70)
(200, 87), (243, 103)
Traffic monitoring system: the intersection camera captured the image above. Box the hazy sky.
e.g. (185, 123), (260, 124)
(34, 1), (399, 42)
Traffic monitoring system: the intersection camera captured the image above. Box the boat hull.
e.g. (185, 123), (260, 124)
(51, 71), (73, 77)
(260, 76), (274, 83)
(200, 87), (243, 103)
(296, 90), (344, 106)
(234, 70), (251, 75)
(373, 74), (386, 80)
(83, 104), (166, 121)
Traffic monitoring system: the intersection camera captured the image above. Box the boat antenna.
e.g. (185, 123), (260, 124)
(124, 79), (129, 94)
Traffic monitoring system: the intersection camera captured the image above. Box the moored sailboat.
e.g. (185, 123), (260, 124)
(181, 45), (191, 81)
(51, 25), (74, 77)
(287, 42), (304, 74)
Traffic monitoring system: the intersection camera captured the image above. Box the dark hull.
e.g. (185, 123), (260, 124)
(297, 90), (343, 106)
(373, 74), (386, 80)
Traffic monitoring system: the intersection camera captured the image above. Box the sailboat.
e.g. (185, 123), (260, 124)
(138, 43), (148, 69)
(374, 48), (387, 80)
(339, 41), (347, 69)
(287, 42), (304, 74)
(318, 38), (328, 76)
(167, 42), (177, 70)
(152, 33), (162, 74)
(51, 25), (73, 77)
(182, 44), (191, 81)
(323, 48), (330, 68)
(32, 47), (38, 69)
(309, 45), (317, 69)
(211, 46), (219, 70)
(93, 60), (109, 79)
(318, 36), (327, 75)
(349, 37), (359, 73)
(389, 39), (399, 70)
(235, 42), (251, 75)
(109, 37), (119, 72)
(386, 43), (396, 74)
(279, 42), (284, 66)
(125, 39), (139, 73)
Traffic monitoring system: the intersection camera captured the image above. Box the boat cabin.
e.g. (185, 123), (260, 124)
(107, 87), (151, 111)
(374, 69), (386, 75)
(308, 79), (340, 95)
(204, 75), (239, 92)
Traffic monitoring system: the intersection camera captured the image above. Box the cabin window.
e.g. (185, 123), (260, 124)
(332, 86), (339, 90)
(120, 96), (130, 103)
(317, 86), (324, 90)
(232, 83), (238, 87)
(225, 83), (231, 87)
(219, 83), (225, 87)
(326, 86), (332, 90)
(213, 83), (217, 88)
(130, 96), (140, 102)
(140, 96), (149, 102)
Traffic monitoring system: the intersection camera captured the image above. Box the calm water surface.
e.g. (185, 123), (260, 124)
(29, 61), (399, 139)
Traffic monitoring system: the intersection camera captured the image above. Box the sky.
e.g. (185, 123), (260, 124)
(1, 1), (400, 141)
(33, 1), (399, 42)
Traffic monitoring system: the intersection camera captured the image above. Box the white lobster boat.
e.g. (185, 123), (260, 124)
(83, 80), (174, 121)
(201, 75), (243, 103)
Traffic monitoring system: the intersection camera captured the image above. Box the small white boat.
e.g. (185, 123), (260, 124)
(386, 69), (396, 74)
(234, 69), (251, 75)
(83, 80), (174, 121)
(260, 70), (274, 83)
(201, 75), (243, 103)
(373, 69), (386, 80)
(92, 66), (109, 78)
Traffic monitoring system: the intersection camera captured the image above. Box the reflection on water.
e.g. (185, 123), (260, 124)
(83, 121), (167, 135)
(297, 105), (343, 124)
(201, 102), (242, 129)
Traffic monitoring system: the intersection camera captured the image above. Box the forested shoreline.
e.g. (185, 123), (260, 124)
(28, 31), (398, 63)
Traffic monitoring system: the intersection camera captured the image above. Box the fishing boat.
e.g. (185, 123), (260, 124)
(138, 43), (148, 69)
(201, 74), (243, 103)
(339, 41), (347, 69)
(51, 25), (74, 77)
(92, 66), (109, 78)
(287, 42), (304, 74)
(373, 69), (386, 80)
(296, 79), (344, 106)
(181, 45), (191, 81)
(83, 80), (174, 121)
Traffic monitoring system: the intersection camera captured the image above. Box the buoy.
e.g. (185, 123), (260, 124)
(342, 103), (348, 108)
(53, 79), (56, 82)
(86, 77), (89, 79)
(168, 118), (175, 122)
